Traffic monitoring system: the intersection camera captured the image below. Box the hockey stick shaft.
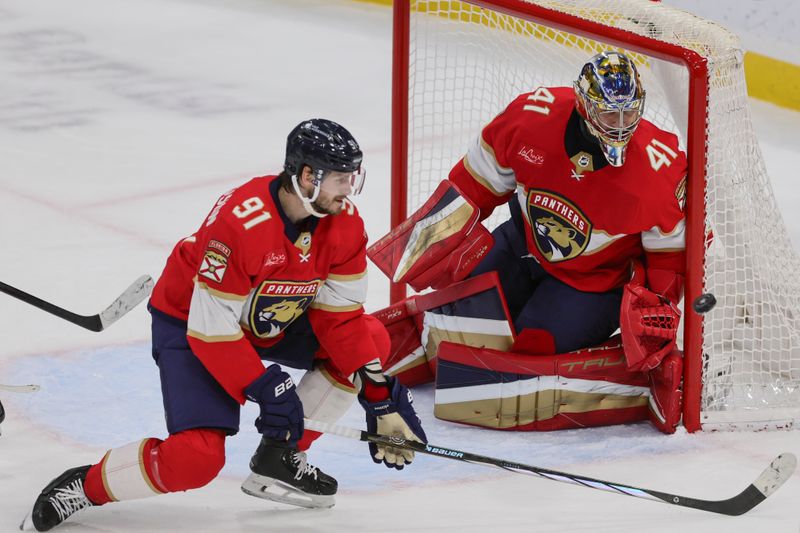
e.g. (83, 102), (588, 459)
(305, 419), (795, 516)
(0, 275), (154, 332)
(0, 384), (40, 393)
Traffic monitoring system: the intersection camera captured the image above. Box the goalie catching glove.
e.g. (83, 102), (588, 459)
(355, 362), (427, 469)
(620, 263), (682, 372)
(367, 180), (493, 291)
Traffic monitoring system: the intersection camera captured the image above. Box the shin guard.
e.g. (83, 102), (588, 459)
(84, 429), (226, 504)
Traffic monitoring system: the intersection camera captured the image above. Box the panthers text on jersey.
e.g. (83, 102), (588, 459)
(449, 86), (687, 294)
(150, 176), (376, 403)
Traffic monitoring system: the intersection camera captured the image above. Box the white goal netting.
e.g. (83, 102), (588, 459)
(401, 0), (800, 430)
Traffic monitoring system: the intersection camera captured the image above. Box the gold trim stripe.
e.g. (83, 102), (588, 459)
(387, 352), (430, 377)
(435, 390), (648, 429)
(99, 450), (117, 503)
(424, 326), (514, 355)
(463, 157), (508, 197)
(193, 277), (249, 301)
(327, 270), (367, 281)
(642, 245), (685, 253)
(187, 329), (245, 343)
(309, 302), (364, 313)
(320, 365), (357, 394)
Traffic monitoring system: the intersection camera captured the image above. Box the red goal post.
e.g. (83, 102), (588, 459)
(390, 0), (800, 432)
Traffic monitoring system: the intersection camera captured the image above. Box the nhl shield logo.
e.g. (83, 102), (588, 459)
(248, 280), (320, 338)
(527, 190), (592, 262)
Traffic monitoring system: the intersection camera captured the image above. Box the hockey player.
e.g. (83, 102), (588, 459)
(370, 52), (685, 432)
(24, 119), (426, 531)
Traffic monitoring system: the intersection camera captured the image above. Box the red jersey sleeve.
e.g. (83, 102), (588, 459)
(640, 134), (688, 303)
(185, 203), (267, 404)
(448, 97), (528, 217)
(307, 207), (380, 377)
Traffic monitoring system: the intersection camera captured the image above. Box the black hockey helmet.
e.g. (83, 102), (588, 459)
(284, 118), (363, 176)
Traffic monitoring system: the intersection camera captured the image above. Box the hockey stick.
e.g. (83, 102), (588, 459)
(0, 384), (40, 393)
(0, 275), (154, 332)
(305, 419), (796, 516)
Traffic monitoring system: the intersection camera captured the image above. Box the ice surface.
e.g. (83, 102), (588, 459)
(1, 1), (799, 531)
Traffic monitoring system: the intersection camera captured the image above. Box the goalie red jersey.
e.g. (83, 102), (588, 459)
(449, 86), (687, 293)
(150, 175), (376, 403)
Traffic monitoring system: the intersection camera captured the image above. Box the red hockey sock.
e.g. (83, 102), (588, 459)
(83, 429), (226, 504)
(296, 429), (322, 452)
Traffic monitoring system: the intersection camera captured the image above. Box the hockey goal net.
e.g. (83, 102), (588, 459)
(391, 0), (800, 431)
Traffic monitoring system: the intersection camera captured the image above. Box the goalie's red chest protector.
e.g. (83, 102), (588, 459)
(450, 87), (687, 292)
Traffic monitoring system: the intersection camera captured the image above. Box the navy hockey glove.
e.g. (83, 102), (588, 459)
(245, 365), (304, 444)
(358, 377), (427, 470)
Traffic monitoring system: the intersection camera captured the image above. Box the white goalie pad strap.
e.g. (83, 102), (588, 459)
(296, 365), (356, 424)
(101, 439), (163, 502)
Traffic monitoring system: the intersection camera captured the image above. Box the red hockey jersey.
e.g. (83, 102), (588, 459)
(449, 86), (687, 294)
(150, 176), (377, 403)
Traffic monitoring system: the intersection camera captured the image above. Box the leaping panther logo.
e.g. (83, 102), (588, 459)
(257, 298), (308, 338)
(535, 216), (582, 261)
(249, 280), (319, 338)
(527, 190), (591, 262)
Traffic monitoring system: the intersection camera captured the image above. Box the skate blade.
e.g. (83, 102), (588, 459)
(19, 512), (33, 531)
(241, 473), (335, 509)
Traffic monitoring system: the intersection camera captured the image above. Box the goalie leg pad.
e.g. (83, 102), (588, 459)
(372, 272), (516, 386)
(372, 300), (433, 386)
(648, 350), (683, 434)
(434, 338), (650, 431)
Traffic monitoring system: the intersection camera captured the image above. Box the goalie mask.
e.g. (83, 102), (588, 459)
(284, 118), (365, 217)
(574, 51), (645, 167)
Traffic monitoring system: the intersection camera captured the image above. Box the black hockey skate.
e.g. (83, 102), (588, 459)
(241, 438), (337, 509)
(22, 465), (94, 531)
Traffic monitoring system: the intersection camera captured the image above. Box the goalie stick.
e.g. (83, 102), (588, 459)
(0, 275), (154, 332)
(305, 419), (795, 516)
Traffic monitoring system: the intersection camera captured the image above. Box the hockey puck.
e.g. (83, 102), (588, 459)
(692, 293), (717, 314)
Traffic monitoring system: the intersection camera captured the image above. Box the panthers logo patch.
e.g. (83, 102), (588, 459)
(248, 280), (320, 338)
(527, 190), (592, 262)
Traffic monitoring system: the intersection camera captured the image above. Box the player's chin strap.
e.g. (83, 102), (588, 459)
(291, 173), (328, 218)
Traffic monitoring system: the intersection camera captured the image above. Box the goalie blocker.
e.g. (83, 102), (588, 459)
(371, 273), (682, 434)
(367, 180), (493, 291)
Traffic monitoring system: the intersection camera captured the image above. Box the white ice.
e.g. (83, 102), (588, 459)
(1, 1), (800, 532)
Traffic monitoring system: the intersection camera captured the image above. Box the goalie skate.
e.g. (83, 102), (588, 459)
(241, 438), (337, 509)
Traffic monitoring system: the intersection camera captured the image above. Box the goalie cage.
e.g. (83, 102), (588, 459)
(389, 0), (800, 432)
